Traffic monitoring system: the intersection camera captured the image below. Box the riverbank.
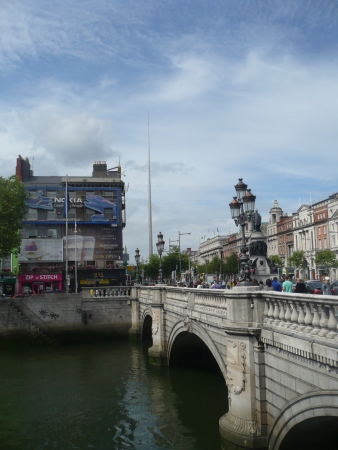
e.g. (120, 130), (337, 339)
(0, 289), (132, 345)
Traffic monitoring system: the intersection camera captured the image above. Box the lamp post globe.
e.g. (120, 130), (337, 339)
(135, 248), (140, 284)
(156, 232), (165, 284)
(229, 179), (256, 285)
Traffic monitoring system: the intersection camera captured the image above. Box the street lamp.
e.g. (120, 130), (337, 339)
(135, 248), (140, 284)
(229, 178), (256, 285)
(156, 231), (165, 284)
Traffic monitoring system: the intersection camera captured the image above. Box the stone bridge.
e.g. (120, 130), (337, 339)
(129, 285), (338, 450)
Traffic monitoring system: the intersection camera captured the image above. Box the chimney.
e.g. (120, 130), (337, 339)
(92, 161), (107, 178)
(16, 155), (31, 181)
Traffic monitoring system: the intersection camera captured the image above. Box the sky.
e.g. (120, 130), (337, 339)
(1, 0), (338, 262)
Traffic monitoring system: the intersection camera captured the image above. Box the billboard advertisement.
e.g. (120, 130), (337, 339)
(24, 187), (121, 225)
(19, 239), (63, 262)
(63, 225), (123, 261)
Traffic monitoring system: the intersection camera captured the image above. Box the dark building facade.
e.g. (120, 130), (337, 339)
(16, 156), (126, 293)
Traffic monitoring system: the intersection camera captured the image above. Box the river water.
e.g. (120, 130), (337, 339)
(0, 339), (228, 450)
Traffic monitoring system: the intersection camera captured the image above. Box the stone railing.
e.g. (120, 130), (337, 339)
(193, 289), (227, 316)
(261, 292), (338, 341)
(81, 286), (132, 298)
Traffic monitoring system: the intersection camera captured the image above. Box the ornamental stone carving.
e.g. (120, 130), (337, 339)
(183, 316), (192, 333)
(225, 340), (247, 396)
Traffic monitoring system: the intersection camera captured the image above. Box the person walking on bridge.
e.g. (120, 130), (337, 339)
(322, 277), (332, 295)
(271, 277), (282, 292)
(282, 276), (293, 293)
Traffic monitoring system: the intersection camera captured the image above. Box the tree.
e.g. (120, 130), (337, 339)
(288, 250), (307, 270)
(143, 254), (160, 280)
(162, 245), (179, 279)
(315, 250), (338, 269)
(268, 255), (284, 268)
(0, 176), (27, 258)
(224, 252), (239, 276)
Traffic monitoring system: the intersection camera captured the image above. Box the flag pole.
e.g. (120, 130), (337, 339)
(65, 176), (69, 292)
(75, 219), (78, 294)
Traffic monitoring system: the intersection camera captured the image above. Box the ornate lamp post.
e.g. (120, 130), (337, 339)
(229, 178), (256, 285)
(156, 231), (165, 284)
(134, 248), (140, 284)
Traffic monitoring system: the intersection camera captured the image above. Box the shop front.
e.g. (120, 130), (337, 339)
(75, 268), (126, 291)
(0, 275), (17, 297)
(18, 273), (63, 295)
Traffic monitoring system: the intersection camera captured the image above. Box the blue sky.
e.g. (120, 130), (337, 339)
(1, 0), (338, 261)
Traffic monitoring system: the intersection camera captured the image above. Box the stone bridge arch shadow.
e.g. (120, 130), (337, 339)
(270, 390), (338, 450)
(167, 319), (227, 380)
(141, 309), (153, 344)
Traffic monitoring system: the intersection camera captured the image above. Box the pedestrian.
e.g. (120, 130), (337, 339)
(294, 279), (307, 294)
(263, 279), (274, 291)
(95, 289), (99, 297)
(271, 277), (282, 292)
(322, 277), (332, 295)
(89, 288), (94, 297)
(282, 276), (293, 293)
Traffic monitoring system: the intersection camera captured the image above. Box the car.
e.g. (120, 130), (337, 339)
(305, 280), (334, 295)
(304, 281), (324, 295)
(331, 280), (338, 295)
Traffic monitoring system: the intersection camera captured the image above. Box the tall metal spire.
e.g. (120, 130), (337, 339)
(148, 112), (153, 257)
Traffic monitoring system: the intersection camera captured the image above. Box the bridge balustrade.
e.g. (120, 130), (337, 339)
(262, 292), (338, 338)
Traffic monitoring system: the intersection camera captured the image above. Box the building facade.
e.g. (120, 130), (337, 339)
(16, 156), (126, 294)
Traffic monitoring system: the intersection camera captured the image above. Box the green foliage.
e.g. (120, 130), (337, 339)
(268, 255), (284, 268)
(315, 249), (338, 269)
(288, 250), (307, 269)
(0, 176), (27, 258)
(143, 254), (160, 280)
(162, 245), (179, 278)
(224, 252), (239, 275)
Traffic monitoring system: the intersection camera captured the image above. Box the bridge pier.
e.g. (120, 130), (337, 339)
(219, 287), (267, 450)
(128, 295), (141, 341)
(148, 287), (168, 366)
(219, 332), (267, 449)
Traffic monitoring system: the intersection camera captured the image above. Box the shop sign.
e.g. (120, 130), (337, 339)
(0, 275), (17, 282)
(18, 274), (63, 282)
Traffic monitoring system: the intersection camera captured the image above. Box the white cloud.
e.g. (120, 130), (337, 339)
(0, 0), (338, 258)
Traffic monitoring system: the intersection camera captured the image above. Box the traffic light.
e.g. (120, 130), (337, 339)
(194, 268), (197, 276)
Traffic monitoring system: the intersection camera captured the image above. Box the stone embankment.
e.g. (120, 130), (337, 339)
(0, 288), (131, 344)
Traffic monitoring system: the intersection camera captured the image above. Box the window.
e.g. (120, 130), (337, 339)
(26, 208), (38, 220)
(28, 229), (38, 238)
(46, 210), (56, 220)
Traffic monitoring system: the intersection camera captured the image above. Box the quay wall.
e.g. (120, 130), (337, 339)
(0, 289), (132, 342)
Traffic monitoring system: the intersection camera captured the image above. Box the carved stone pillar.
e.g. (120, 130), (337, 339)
(219, 330), (267, 450)
(148, 287), (168, 366)
(128, 288), (141, 341)
(215, 288), (266, 449)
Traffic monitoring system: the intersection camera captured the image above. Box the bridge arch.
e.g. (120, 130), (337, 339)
(269, 390), (338, 450)
(167, 318), (227, 380)
(140, 309), (153, 341)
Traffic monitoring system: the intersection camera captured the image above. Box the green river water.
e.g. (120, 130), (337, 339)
(0, 339), (228, 450)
